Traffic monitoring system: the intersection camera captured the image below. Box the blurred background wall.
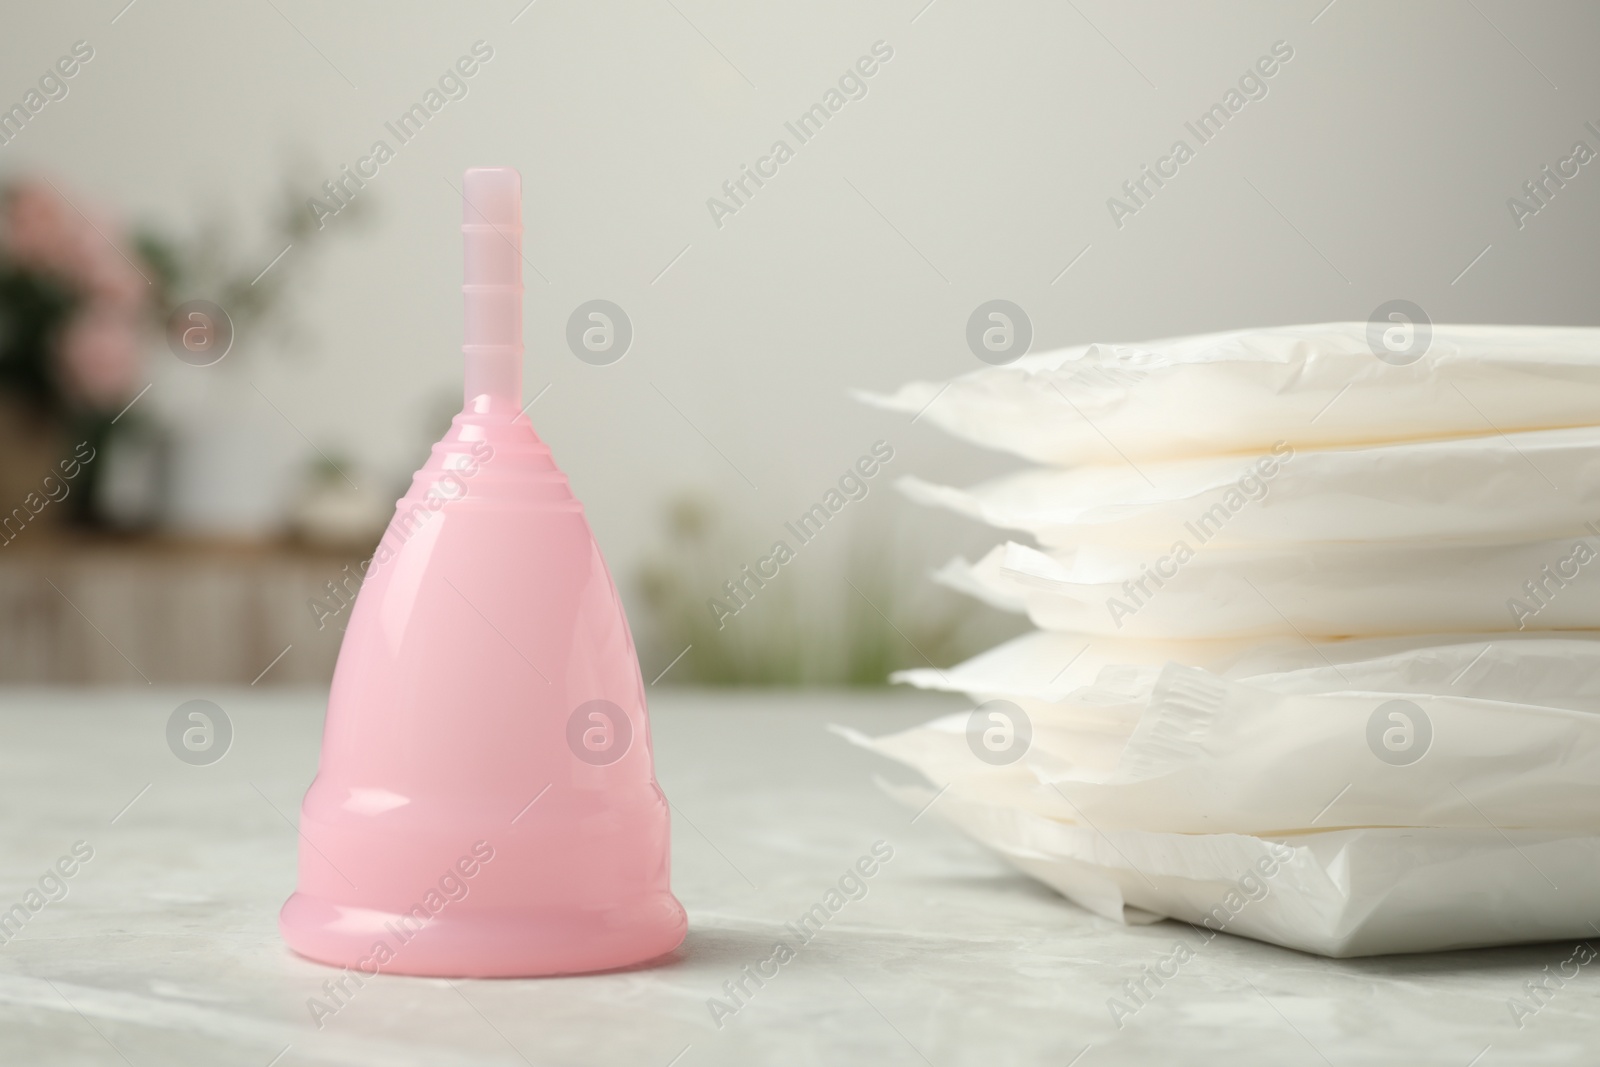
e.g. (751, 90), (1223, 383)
(1, 0), (1597, 686)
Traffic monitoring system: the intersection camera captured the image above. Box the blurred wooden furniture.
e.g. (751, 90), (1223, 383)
(0, 533), (363, 685)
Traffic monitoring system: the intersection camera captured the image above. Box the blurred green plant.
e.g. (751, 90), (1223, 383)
(636, 492), (1024, 687)
(146, 171), (370, 353)
(0, 169), (366, 527)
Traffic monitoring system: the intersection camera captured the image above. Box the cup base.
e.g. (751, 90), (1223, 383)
(280, 890), (687, 978)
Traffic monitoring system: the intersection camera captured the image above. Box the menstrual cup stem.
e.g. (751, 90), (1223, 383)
(461, 167), (523, 407)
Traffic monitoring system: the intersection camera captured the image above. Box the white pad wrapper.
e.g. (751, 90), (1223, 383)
(858, 322), (1600, 466)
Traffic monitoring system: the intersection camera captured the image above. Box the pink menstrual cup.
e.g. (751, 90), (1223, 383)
(279, 167), (686, 977)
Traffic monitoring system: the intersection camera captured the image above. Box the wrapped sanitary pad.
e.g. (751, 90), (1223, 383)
(939, 538), (1600, 639)
(857, 660), (1600, 834)
(900, 426), (1600, 548)
(857, 322), (1600, 465)
(872, 777), (1600, 958)
(892, 628), (1600, 711)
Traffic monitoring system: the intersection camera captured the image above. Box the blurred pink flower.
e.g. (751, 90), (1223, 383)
(4, 177), (152, 410)
(58, 307), (142, 411)
(76, 229), (149, 313)
(3, 179), (78, 277)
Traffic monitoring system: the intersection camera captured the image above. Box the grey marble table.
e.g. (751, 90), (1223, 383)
(0, 687), (1593, 1066)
